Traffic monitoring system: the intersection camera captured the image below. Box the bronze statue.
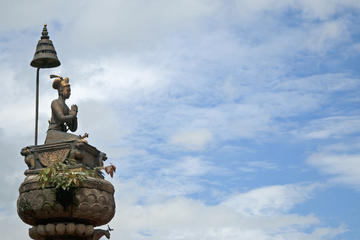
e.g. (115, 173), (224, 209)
(45, 75), (81, 144)
(18, 26), (115, 240)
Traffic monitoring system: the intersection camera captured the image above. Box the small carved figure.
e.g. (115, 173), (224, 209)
(21, 147), (35, 169)
(45, 75), (81, 144)
(88, 225), (113, 240)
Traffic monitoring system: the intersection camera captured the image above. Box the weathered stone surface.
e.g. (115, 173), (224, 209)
(29, 222), (95, 240)
(56, 223), (66, 235)
(18, 136), (114, 240)
(21, 140), (107, 173)
(17, 177), (115, 227)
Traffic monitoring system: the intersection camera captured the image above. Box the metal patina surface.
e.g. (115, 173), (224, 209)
(31, 24), (61, 146)
(30, 24), (61, 68)
(45, 75), (81, 144)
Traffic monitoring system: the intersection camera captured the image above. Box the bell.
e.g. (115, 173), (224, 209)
(30, 24), (61, 68)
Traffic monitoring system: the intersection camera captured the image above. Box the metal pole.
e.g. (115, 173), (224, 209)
(35, 68), (40, 145)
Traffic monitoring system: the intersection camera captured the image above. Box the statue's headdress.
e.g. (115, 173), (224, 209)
(50, 74), (69, 90)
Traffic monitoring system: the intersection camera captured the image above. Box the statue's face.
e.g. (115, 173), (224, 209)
(61, 85), (71, 99)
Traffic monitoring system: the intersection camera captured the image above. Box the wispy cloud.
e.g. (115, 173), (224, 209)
(169, 129), (213, 151)
(221, 183), (323, 216)
(108, 180), (341, 240)
(160, 156), (214, 176)
(298, 116), (360, 139)
(307, 143), (360, 190)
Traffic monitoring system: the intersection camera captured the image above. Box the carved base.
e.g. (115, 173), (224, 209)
(29, 223), (111, 240)
(29, 222), (94, 240)
(17, 176), (115, 227)
(18, 141), (114, 240)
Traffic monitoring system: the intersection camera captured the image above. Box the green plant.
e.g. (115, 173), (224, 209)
(37, 160), (99, 191)
(37, 160), (116, 207)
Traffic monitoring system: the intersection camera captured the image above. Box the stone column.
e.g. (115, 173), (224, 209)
(17, 141), (116, 240)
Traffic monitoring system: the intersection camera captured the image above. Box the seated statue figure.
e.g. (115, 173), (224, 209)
(45, 75), (81, 144)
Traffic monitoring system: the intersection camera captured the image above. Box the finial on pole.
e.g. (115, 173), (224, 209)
(31, 24), (60, 68)
(40, 24), (49, 39)
(30, 25), (61, 145)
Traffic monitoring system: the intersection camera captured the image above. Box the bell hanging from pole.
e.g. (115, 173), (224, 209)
(30, 24), (61, 68)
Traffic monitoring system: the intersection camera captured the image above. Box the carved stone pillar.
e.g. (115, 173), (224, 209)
(17, 140), (115, 240)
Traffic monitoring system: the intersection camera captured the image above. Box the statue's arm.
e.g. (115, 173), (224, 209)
(68, 117), (78, 132)
(68, 104), (78, 132)
(51, 100), (76, 124)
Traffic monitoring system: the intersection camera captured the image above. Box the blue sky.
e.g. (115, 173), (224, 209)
(0, 0), (360, 239)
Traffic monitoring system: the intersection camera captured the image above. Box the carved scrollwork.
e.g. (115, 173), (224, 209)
(37, 148), (70, 167)
(17, 178), (115, 226)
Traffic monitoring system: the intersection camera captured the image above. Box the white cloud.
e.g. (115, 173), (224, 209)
(163, 104), (273, 142)
(59, 0), (219, 53)
(67, 57), (171, 103)
(298, 0), (360, 20)
(0, 1), (67, 32)
(0, 137), (28, 214)
(0, 212), (28, 240)
(169, 129), (213, 151)
(239, 161), (278, 172)
(272, 225), (347, 240)
(278, 74), (358, 93)
(160, 156), (214, 177)
(221, 183), (321, 216)
(298, 116), (360, 139)
(353, 42), (360, 52)
(106, 181), (342, 240)
(77, 101), (128, 145)
(1, 0), (356, 147)
(233, 0), (360, 21)
(307, 144), (360, 189)
(305, 20), (348, 52)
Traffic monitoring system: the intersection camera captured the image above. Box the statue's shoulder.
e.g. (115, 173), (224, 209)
(51, 99), (62, 108)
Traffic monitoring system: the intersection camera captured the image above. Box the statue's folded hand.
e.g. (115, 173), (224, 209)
(71, 104), (78, 112)
(69, 110), (76, 117)
(70, 105), (78, 117)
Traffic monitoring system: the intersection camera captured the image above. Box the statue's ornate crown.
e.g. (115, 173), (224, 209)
(50, 74), (69, 89)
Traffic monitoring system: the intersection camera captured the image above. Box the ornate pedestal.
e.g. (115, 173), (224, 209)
(17, 140), (115, 240)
